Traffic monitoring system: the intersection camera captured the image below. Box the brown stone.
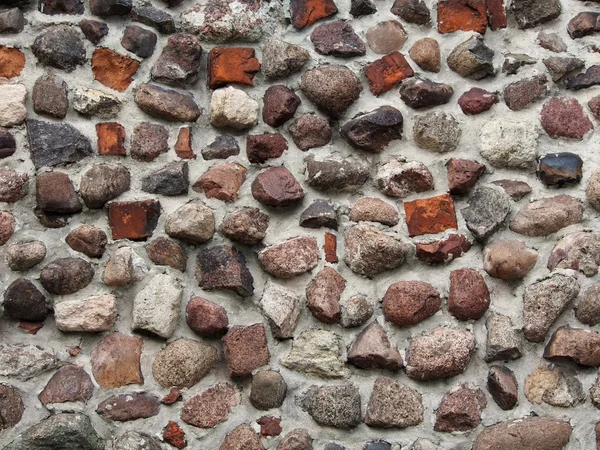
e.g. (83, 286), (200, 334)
(196, 245), (254, 297)
(36, 172), (82, 214)
(311, 20), (366, 57)
(290, 0), (338, 30)
(0, 384), (23, 430)
(487, 365), (518, 410)
(175, 127), (196, 159)
(32, 72), (69, 119)
(325, 232), (338, 263)
(0, 170), (27, 203)
(161, 388), (182, 405)
(40, 257), (94, 295)
(147, 237), (187, 272)
(163, 421), (186, 449)
(416, 234), (471, 265)
(510, 194), (583, 237)
(365, 51), (414, 96)
(409, 37), (440, 72)
(193, 162), (247, 202)
(0, 128), (16, 159)
(259, 237), (319, 278)
(306, 267), (345, 324)
(576, 283), (600, 325)
(134, 83), (201, 123)
(491, 179), (532, 200)
(223, 324), (270, 377)
(80, 163), (131, 209)
(544, 326), (600, 367)
(220, 207), (269, 245)
(131, 122), (169, 162)
(503, 75), (548, 111)
(97, 393), (160, 421)
(3, 278), (48, 322)
(108, 200), (161, 241)
(364, 377), (423, 428)
(347, 321), (403, 371)
(246, 133), (288, 164)
(483, 239), (537, 280)
(66, 225), (108, 258)
(435, 385), (486, 432)
(340, 106), (404, 153)
(250, 370), (287, 410)
(524, 364), (585, 407)
(567, 11), (600, 39)
(277, 429), (312, 450)
(152, 339), (218, 388)
(181, 383), (240, 428)
(96, 122), (126, 156)
(251, 166), (304, 206)
(447, 158), (485, 194)
(404, 193), (458, 237)
(391, 0), (430, 24)
(80, 19), (108, 44)
(91, 332), (143, 389)
(437, 0), (488, 34)
(6, 241), (46, 272)
(376, 160), (433, 198)
(541, 96), (593, 139)
(220, 424), (264, 450)
(365, 20), (406, 55)
(0, 46), (24, 79)
(399, 78), (453, 109)
(92, 48), (140, 92)
(38, 365), (94, 405)
(458, 87), (499, 115)
(186, 297), (229, 337)
(152, 33), (202, 87)
(448, 268), (490, 320)
(208, 47), (259, 89)
(289, 113), (332, 150)
(0, 211), (14, 245)
(349, 197), (399, 226)
(18, 322), (44, 335)
(383, 281), (441, 326)
(262, 85), (301, 127)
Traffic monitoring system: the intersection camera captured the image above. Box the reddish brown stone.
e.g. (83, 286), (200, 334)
(147, 237), (187, 272)
(193, 162), (247, 202)
(175, 127), (196, 159)
(161, 388), (182, 405)
(437, 0), (488, 34)
(541, 97), (593, 140)
(486, 0), (507, 30)
(220, 424), (264, 450)
(290, 0), (338, 30)
(589, 96), (600, 122)
(67, 346), (81, 357)
(186, 297), (229, 337)
(257, 416), (282, 438)
(544, 326), (600, 367)
(458, 87), (499, 115)
(195, 245), (254, 297)
(97, 393), (160, 422)
(262, 85), (301, 127)
(66, 225), (108, 258)
(251, 166), (304, 206)
(306, 267), (345, 324)
(503, 75), (548, 111)
(108, 200), (161, 241)
(0, 211), (15, 245)
(347, 322), (403, 371)
(311, 20), (366, 57)
(567, 11), (600, 39)
(80, 19), (108, 45)
(404, 193), (458, 237)
(131, 122), (169, 162)
(0, 384), (23, 430)
(416, 234), (472, 265)
(259, 237), (319, 278)
(365, 51), (414, 96)
(36, 172), (82, 214)
(435, 385), (486, 432)
(491, 179), (532, 200)
(163, 421), (186, 449)
(38, 365), (94, 406)
(96, 122), (126, 156)
(223, 324), (270, 377)
(208, 47), (260, 89)
(91, 332), (143, 389)
(448, 268), (490, 320)
(0, 46), (25, 79)
(325, 232), (338, 263)
(246, 133), (288, 164)
(0, 170), (27, 203)
(19, 321), (44, 334)
(181, 382), (240, 428)
(383, 281), (441, 326)
(447, 158), (485, 194)
(92, 48), (140, 92)
(487, 365), (518, 410)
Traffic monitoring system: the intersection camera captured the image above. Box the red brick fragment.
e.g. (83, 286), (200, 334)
(486, 0), (507, 30)
(108, 200), (161, 241)
(96, 122), (126, 156)
(0, 46), (25, 79)
(208, 47), (260, 89)
(290, 0), (338, 30)
(18, 321), (44, 335)
(257, 416), (282, 438)
(175, 127), (196, 159)
(324, 232), (338, 263)
(437, 0), (487, 34)
(365, 51), (414, 96)
(404, 193), (458, 237)
(163, 421), (186, 449)
(92, 48), (140, 92)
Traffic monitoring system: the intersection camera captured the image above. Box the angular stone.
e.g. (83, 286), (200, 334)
(0, 8), (24, 33)
(523, 273), (580, 343)
(166, 202), (215, 245)
(28, 120), (93, 169)
(135, 83), (201, 122)
(340, 106), (403, 154)
(548, 231), (600, 278)
(447, 159), (485, 194)
(405, 328), (475, 381)
(414, 111), (461, 153)
(458, 87), (499, 115)
(250, 166), (303, 206)
(0, 344), (57, 380)
(0, 128), (16, 159)
(510, 0), (561, 29)
(147, 237), (187, 271)
(277, 429), (312, 450)
(66, 225), (107, 258)
(485, 313), (522, 362)
(300, 385), (361, 429)
(142, 162), (189, 196)
(437, 0), (487, 34)
(38, 365), (93, 405)
(306, 155), (369, 193)
(196, 245), (254, 296)
(383, 281), (440, 326)
(366, 51), (414, 96)
(289, 114), (332, 151)
(483, 239), (537, 280)
(195, 162), (247, 201)
(3, 278), (48, 322)
(40, 257), (93, 295)
(0, 84), (26, 128)
(92, 48), (140, 92)
(223, 324), (270, 377)
(350, 197), (398, 226)
(404, 193), (458, 237)
(108, 432), (162, 450)
(261, 38), (309, 79)
(121, 25), (157, 59)
(103, 248), (146, 287)
(290, 0), (337, 30)
(208, 46), (259, 89)
(473, 417), (572, 450)
(90, 0), (131, 15)
(487, 0), (507, 29)
(96, 122), (126, 156)
(0, 384), (23, 431)
(544, 326), (600, 366)
(181, 382), (240, 428)
(132, 273), (182, 339)
(311, 20), (365, 57)
(399, 78), (453, 108)
(108, 200), (161, 240)
(219, 424), (263, 450)
(32, 72), (68, 119)
(366, 20), (406, 55)
(250, 370), (287, 410)
(409, 38), (440, 73)
(541, 98), (593, 140)
(305, 267), (344, 324)
(163, 421), (186, 449)
(487, 365), (518, 410)
(567, 11), (600, 39)
(246, 133), (288, 164)
(54, 294), (116, 333)
(80, 164), (130, 209)
(376, 159), (433, 198)
(492, 179), (532, 200)
(341, 295), (374, 328)
(262, 86), (301, 128)
(186, 297), (228, 338)
(347, 322), (403, 371)
(435, 385), (486, 432)
(480, 118), (538, 169)
(543, 56), (584, 82)
(300, 200), (337, 229)
(259, 237), (318, 278)
(510, 194), (583, 236)
(391, 0), (430, 24)
(36, 171), (81, 215)
(91, 332), (143, 389)
(153, 338), (218, 388)
(97, 393), (160, 422)
(325, 233), (337, 263)
(447, 35), (495, 80)
(219, 208), (267, 246)
(461, 185), (511, 242)
(151, 33), (202, 87)
(0, 46), (24, 79)
(365, 377), (422, 428)
(79, 19), (108, 44)
(130, 6), (175, 33)
(6, 241), (46, 271)
(525, 364), (585, 407)
(0, 170), (26, 203)
(259, 281), (300, 339)
(282, 329), (348, 378)
(504, 75), (548, 111)
(210, 86), (258, 129)
(566, 65), (600, 91)
(0, 211), (14, 245)
(416, 234), (471, 265)
(202, 135), (239, 159)
(537, 31), (566, 52)
(32, 24), (86, 71)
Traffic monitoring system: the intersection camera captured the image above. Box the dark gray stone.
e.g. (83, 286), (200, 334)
(79, 19), (108, 44)
(461, 186), (511, 242)
(399, 78), (453, 108)
(201, 135), (239, 160)
(27, 120), (93, 169)
(90, 0), (131, 16)
(108, 431), (163, 450)
(31, 24), (86, 72)
(121, 25), (157, 59)
(502, 53), (536, 75)
(0, 8), (24, 33)
(510, 0), (562, 29)
(299, 200), (337, 229)
(340, 106), (403, 153)
(151, 33), (203, 86)
(543, 57), (585, 82)
(131, 6), (175, 34)
(305, 155), (370, 192)
(350, 0), (376, 16)
(3, 278), (48, 322)
(142, 162), (189, 196)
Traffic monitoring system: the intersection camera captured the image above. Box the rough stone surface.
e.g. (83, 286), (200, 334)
(152, 338), (218, 388)
(181, 382), (240, 428)
(447, 36), (495, 80)
(306, 155), (369, 192)
(3, 278), (48, 322)
(576, 282), (600, 325)
(220, 207), (269, 245)
(461, 185), (511, 242)
(194, 162), (247, 202)
(404, 193), (458, 237)
(166, 202), (215, 245)
(448, 268), (490, 320)
(210, 86), (259, 130)
(300, 385), (361, 429)
(38, 365), (94, 405)
(485, 314), (523, 362)
(186, 296), (229, 337)
(413, 111), (461, 153)
(487, 365), (518, 410)
(196, 245), (254, 296)
(55, 295), (117, 332)
(311, 21), (365, 57)
(415, 234), (471, 265)
(364, 377), (422, 428)
(480, 118), (539, 169)
(547, 231), (600, 277)
(289, 114), (332, 150)
(544, 326), (600, 367)
(306, 267), (344, 324)
(260, 281), (301, 339)
(524, 364), (585, 407)
(223, 323), (270, 377)
(91, 332), (143, 389)
(483, 239), (537, 280)
(282, 329), (349, 378)
(383, 281), (441, 326)
(259, 237), (318, 278)
(347, 322), (403, 371)
(399, 78), (453, 108)
(510, 195), (584, 237)
(340, 106), (403, 153)
(250, 370), (287, 410)
(375, 159), (433, 198)
(434, 385), (486, 432)
(0, 344), (57, 380)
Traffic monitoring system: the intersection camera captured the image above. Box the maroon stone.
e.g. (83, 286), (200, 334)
(458, 87), (499, 115)
(163, 421), (186, 449)
(246, 133), (288, 164)
(541, 97), (593, 139)
(36, 172), (82, 214)
(222, 324), (270, 377)
(383, 281), (441, 326)
(310, 20), (366, 57)
(161, 388), (182, 405)
(415, 234), (472, 264)
(305, 267), (345, 324)
(186, 296), (229, 337)
(38, 365), (94, 405)
(448, 268), (490, 320)
(346, 321), (403, 371)
(96, 393), (160, 421)
(0, 384), (23, 430)
(80, 19), (108, 44)
(0, 211), (14, 245)
(131, 122), (169, 162)
(589, 96), (600, 122)
(181, 382), (240, 428)
(486, 0), (507, 30)
(251, 166), (304, 206)
(447, 158), (485, 194)
(435, 385), (486, 432)
(262, 85), (301, 127)
(0, 170), (27, 203)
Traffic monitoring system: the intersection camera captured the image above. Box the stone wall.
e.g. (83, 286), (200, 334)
(0, 0), (599, 449)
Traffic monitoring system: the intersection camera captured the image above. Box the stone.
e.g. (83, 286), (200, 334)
(435, 385), (486, 432)
(210, 86), (259, 129)
(132, 274), (182, 339)
(121, 25), (156, 59)
(147, 237), (187, 271)
(135, 83), (201, 122)
(548, 232), (600, 277)
(300, 65), (362, 119)
(90, 0), (131, 15)
(28, 120), (93, 169)
(588, 170), (600, 211)
(365, 51), (414, 96)
(347, 322), (403, 371)
(208, 46), (259, 89)
(447, 36), (495, 80)
(485, 313), (522, 362)
(487, 0), (507, 29)
(447, 159), (485, 194)
(151, 33), (202, 87)
(289, 114), (332, 151)
(96, 122), (126, 156)
(541, 98), (593, 140)
(437, 0), (487, 34)
(525, 364), (585, 407)
(0, 211), (14, 245)
(311, 21), (365, 57)
(251, 166), (304, 206)
(3, 278), (48, 322)
(405, 328), (475, 381)
(32, 24), (86, 71)
(153, 338), (218, 388)
(487, 365), (518, 410)
(262, 85), (301, 128)
(383, 281), (441, 326)
(399, 78), (453, 109)
(108, 432), (162, 450)
(80, 164), (131, 209)
(300, 200), (337, 229)
(341, 295), (374, 328)
(461, 185), (511, 242)
(165, 202), (215, 245)
(202, 135), (239, 159)
(0, 46), (24, 79)
(305, 155), (369, 192)
(220, 207), (269, 245)
(6, 241), (46, 271)
(66, 225), (107, 258)
(404, 193), (458, 237)
(250, 370), (287, 410)
(108, 200), (161, 240)
(186, 297), (228, 337)
(568, 11), (600, 39)
(223, 324), (270, 377)
(181, 382), (240, 428)
(416, 234), (471, 265)
(408, 440), (438, 450)
(413, 111), (461, 153)
(91, 332), (143, 389)
(262, 38), (309, 79)
(543, 56), (584, 82)
(36, 171), (81, 214)
(219, 424), (264, 450)
(483, 239), (537, 280)
(0, 344), (57, 380)
(510, 194), (583, 236)
(544, 326), (600, 366)
(0, 128), (16, 158)
(163, 421), (186, 449)
(510, 0), (562, 29)
(344, 224), (408, 277)
(300, 385), (361, 429)
(576, 283), (600, 325)
(40, 257), (93, 295)
(504, 75), (548, 111)
(375, 159), (433, 198)
(523, 273), (580, 343)
(590, 96), (600, 122)
(260, 281), (301, 339)
(391, 0), (430, 24)
(290, 0), (337, 29)
(130, 6), (175, 33)
(472, 418), (572, 450)
(196, 245), (254, 296)
(246, 133), (288, 164)
(282, 329), (348, 378)
(492, 179), (532, 200)
(277, 429), (312, 450)
(305, 267), (344, 324)
(0, 8), (24, 33)
(340, 106), (403, 153)
(350, 198), (398, 226)
(409, 38), (440, 72)
(565, 65), (600, 90)
(0, 170), (27, 203)
(350, 0), (376, 16)
(79, 19), (108, 44)
(194, 162), (247, 202)
(366, 20), (406, 55)
(97, 393), (160, 422)
(38, 365), (93, 405)
(102, 249), (145, 289)
(32, 72), (69, 119)
(458, 87), (499, 115)
(92, 48), (140, 92)
(480, 118), (538, 169)
(538, 31), (567, 52)
(142, 162), (189, 196)
(259, 237), (319, 278)
(0, 384), (23, 430)
(365, 377), (422, 428)
(448, 268), (490, 320)
(0, 84), (26, 127)
(55, 294), (116, 332)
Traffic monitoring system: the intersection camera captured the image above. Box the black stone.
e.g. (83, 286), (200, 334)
(299, 200), (338, 230)
(31, 24), (86, 72)
(537, 152), (583, 187)
(565, 65), (600, 90)
(502, 53), (536, 75)
(38, 0), (84, 15)
(201, 135), (240, 160)
(131, 6), (175, 34)
(350, 0), (376, 17)
(121, 25), (157, 59)
(399, 78), (453, 109)
(340, 106), (403, 153)
(34, 208), (69, 228)
(79, 19), (108, 44)
(0, 129), (16, 159)
(141, 162), (189, 196)
(363, 442), (391, 450)
(3, 278), (48, 322)
(27, 120), (93, 169)
(89, 0), (131, 16)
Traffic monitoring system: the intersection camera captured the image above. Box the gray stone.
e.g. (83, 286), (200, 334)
(510, 0), (562, 29)
(250, 370), (287, 410)
(6, 241), (47, 271)
(340, 106), (403, 153)
(132, 274), (182, 339)
(347, 322), (403, 371)
(262, 38), (309, 80)
(201, 135), (239, 160)
(0, 344), (57, 380)
(166, 202), (215, 245)
(502, 53), (536, 75)
(480, 118), (538, 169)
(135, 83), (201, 122)
(485, 313), (522, 362)
(90, 0), (131, 16)
(32, 72), (69, 119)
(364, 377), (422, 428)
(151, 33), (203, 86)
(131, 6), (175, 34)
(289, 113), (332, 151)
(32, 24), (86, 71)
(341, 295), (374, 328)
(72, 88), (121, 118)
(0, 8), (24, 33)
(107, 431), (163, 450)
(305, 155), (369, 192)
(220, 207), (268, 245)
(413, 111), (461, 153)
(543, 57), (585, 82)
(409, 439), (439, 450)
(447, 36), (495, 80)
(310, 20), (366, 57)
(27, 120), (93, 169)
(103, 247), (147, 287)
(152, 338), (218, 388)
(300, 384), (361, 429)
(142, 161), (189, 196)
(461, 186), (511, 242)
(547, 231), (600, 277)
(260, 281), (301, 339)
(80, 164), (131, 209)
(575, 282), (600, 325)
(299, 200), (338, 230)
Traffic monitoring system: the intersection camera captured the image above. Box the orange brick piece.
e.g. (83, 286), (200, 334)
(175, 127), (196, 159)
(365, 51), (414, 96)
(108, 200), (161, 240)
(96, 122), (126, 156)
(0, 46), (25, 79)
(404, 193), (458, 237)
(324, 232), (338, 263)
(92, 48), (140, 92)
(290, 0), (338, 30)
(208, 47), (260, 89)
(437, 0), (488, 34)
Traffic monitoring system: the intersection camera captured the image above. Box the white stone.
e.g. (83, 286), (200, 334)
(72, 88), (121, 118)
(0, 83), (26, 127)
(165, 202), (215, 244)
(210, 86), (258, 130)
(480, 118), (539, 169)
(132, 274), (182, 339)
(260, 281), (301, 339)
(55, 294), (117, 333)
(0, 344), (57, 380)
